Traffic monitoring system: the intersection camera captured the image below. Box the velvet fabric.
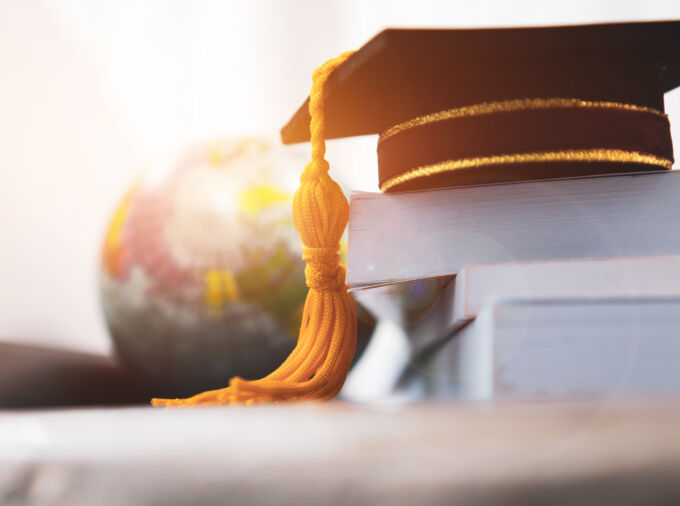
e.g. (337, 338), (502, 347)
(378, 105), (673, 192)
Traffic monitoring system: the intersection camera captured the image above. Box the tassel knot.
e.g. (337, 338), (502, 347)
(301, 160), (330, 182)
(303, 246), (344, 290)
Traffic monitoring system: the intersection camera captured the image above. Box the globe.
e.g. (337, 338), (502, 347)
(100, 139), (311, 397)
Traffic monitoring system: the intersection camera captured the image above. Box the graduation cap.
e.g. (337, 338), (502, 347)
(283, 21), (680, 192)
(152, 21), (680, 407)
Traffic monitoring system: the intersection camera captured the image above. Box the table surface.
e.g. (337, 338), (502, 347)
(2, 400), (680, 506)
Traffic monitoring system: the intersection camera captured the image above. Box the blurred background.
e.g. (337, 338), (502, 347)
(1, 0), (680, 355)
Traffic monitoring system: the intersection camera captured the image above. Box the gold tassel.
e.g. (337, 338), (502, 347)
(151, 51), (357, 406)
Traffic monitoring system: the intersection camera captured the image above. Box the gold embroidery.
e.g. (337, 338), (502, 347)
(380, 149), (673, 192)
(379, 98), (666, 144)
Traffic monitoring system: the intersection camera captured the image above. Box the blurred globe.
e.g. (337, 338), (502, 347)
(100, 138), (310, 397)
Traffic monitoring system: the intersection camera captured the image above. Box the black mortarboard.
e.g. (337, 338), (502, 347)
(281, 21), (680, 192)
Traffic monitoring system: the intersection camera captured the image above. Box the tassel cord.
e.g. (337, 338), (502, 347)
(151, 51), (357, 407)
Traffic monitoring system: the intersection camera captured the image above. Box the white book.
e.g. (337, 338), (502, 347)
(348, 170), (680, 289)
(419, 297), (680, 401)
(352, 254), (680, 355)
(452, 254), (680, 329)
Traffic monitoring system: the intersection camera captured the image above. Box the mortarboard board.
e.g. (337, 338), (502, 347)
(152, 21), (680, 407)
(282, 21), (680, 192)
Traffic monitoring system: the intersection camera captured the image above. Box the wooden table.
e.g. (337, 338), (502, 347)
(2, 400), (680, 505)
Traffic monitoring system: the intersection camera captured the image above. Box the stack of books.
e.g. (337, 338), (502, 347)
(344, 170), (680, 401)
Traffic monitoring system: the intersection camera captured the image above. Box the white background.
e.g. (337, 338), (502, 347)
(1, 0), (679, 353)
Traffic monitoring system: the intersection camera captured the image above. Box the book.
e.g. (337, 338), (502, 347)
(452, 254), (680, 328)
(413, 297), (680, 400)
(347, 255), (680, 401)
(352, 254), (680, 353)
(348, 170), (680, 289)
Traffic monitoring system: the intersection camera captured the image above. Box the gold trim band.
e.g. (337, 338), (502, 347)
(380, 149), (673, 192)
(379, 98), (666, 144)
